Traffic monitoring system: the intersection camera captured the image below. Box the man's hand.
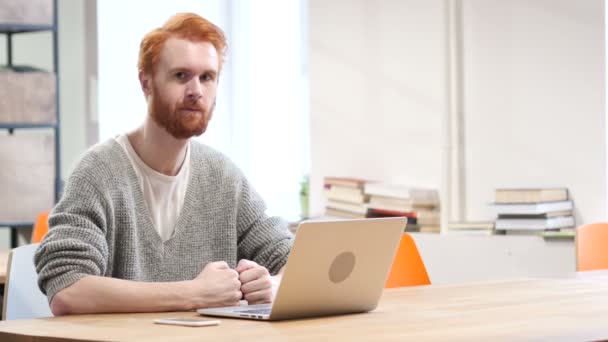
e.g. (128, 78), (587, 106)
(236, 259), (274, 304)
(190, 261), (242, 308)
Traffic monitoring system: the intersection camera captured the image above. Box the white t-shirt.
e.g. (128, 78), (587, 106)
(115, 134), (190, 241)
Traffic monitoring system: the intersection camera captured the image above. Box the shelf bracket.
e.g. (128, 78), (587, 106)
(6, 32), (12, 67)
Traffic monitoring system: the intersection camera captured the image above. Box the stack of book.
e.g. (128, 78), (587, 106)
(364, 183), (440, 233)
(323, 177), (370, 218)
(492, 188), (575, 236)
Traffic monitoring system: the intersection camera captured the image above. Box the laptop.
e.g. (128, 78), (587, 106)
(197, 217), (406, 321)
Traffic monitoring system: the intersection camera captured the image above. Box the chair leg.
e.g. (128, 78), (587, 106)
(10, 227), (18, 249)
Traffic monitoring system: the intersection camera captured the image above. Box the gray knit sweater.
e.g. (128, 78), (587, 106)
(34, 139), (294, 302)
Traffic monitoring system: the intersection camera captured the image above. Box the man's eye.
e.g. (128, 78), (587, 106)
(175, 72), (187, 80)
(200, 74), (213, 82)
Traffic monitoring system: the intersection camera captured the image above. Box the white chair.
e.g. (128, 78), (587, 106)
(2, 243), (52, 320)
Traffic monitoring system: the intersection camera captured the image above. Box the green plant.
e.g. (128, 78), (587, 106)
(299, 174), (309, 219)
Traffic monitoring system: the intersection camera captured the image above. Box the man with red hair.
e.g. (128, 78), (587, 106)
(34, 13), (294, 315)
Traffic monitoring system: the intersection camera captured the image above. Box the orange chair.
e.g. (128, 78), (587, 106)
(576, 222), (608, 272)
(31, 211), (50, 243)
(385, 233), (431, 288)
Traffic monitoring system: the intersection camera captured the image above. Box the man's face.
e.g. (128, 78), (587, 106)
(145, 37), (219, 139)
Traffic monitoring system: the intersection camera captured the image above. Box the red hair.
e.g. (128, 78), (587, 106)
(138, 13), (227, 75)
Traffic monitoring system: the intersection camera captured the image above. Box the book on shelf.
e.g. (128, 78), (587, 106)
(557, 227), (575, 234)
(367, 208), (417, 219)
(406, 225), (440, 233)
(495, 226), (574, 237)
(324, 187), (369, 204)
(325, 208), (367, 219)
(412, 212), (439, 226)
(502, 230), (544, 236)
(539, 230), (575, 239)
(495, 188), (568, 204)
(325, 200), (368, 215)
(368, 208), (439, 226)
(324, 177), (370, 189)
(368, 202), (415, 213)
(364, 183), (439, 205)
(496, 210), (572, 219)
(367, 209), (417, 224)
(368, 195), (437, 211)
(495, 216), (574, 230)
(492, 201), (573, 215)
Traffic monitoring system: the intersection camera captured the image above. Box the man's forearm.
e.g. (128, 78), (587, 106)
(50, 275), (195, 316)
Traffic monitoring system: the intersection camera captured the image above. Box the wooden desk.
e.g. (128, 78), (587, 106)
(1, 275), (608, 341)
(0, 250), (9, 285)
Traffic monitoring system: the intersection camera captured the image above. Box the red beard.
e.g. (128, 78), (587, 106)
(149, 86), (214, 139)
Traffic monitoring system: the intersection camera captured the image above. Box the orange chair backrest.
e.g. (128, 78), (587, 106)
(32, 211), (50, 243)
(385, 233), (431, 288)
(576, 222), (608, 272)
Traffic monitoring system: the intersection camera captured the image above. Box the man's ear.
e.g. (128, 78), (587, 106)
(139, 70), (152, 97)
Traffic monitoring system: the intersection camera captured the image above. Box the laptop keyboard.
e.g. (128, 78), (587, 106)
(237, 308), (271, 315)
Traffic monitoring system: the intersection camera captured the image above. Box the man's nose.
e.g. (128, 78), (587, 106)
(186, 79), (203, 101)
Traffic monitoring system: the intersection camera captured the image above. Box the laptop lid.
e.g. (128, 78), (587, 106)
(198, 217), (406, 321)
(270, 217), (405, 320)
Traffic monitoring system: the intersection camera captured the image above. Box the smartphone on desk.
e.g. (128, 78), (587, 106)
(154, 317), (221, 327)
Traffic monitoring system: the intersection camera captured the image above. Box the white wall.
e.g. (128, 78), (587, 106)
(463, 0), (606, 224)
(308, 0), (605, 282)
(308, 0), (447, 217)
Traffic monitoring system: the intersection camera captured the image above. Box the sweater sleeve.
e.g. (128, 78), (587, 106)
(34, 172), (110, 303)
(235, 175), (294, 275)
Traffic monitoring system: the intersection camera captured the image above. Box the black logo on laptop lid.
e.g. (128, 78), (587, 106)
(329, 252), (356, 283)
